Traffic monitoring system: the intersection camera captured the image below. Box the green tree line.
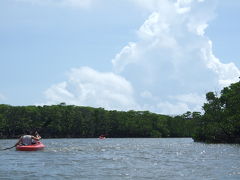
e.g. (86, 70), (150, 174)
(0, 80), (239, 143)
(0, 104), (196, 139)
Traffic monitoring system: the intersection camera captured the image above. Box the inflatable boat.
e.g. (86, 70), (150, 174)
(16, 141), (45, 151)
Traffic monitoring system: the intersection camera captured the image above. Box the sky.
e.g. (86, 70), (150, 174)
(0, 0), (240, 115)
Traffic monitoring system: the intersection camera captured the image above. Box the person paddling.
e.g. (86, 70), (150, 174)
(15, 131), (42, 146)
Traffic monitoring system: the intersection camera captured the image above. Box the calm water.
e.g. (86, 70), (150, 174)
(0, 138), (240, 180)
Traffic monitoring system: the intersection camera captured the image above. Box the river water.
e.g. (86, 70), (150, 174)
(0, 138), (240, 180)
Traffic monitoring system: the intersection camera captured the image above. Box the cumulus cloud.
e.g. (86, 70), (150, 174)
(112, 42), (139, 73)
(111, 0), (240, 114)
(42, 0), (240, 115)
(201, 40), (240, 87)
(44, 67), (139, 111)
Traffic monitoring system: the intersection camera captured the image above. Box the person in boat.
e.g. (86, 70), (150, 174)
(15, 131), (41, 146)
(99, 134), (106, 139)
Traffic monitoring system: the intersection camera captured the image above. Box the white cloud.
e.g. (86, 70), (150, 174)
(174, 0), (192, 14)
(201, 40), (240, 87)
(138, 12), (170, 39)
(45, 82), (74, 103)
(44, 67), (139, 111)
(111, 0), (240, 114)
(42, 0), (240, 115)
(157, 101), (190, 115)
(138, 92), (205, 114)
(170, 93), (205, 113)
(172, 93), (205, 105)
(112, 42), (139, 73)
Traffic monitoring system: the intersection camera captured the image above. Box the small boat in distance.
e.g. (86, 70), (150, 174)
(99, 135), (106, 139)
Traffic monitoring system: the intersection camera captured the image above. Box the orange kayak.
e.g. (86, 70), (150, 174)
(16, 141), (45, 151)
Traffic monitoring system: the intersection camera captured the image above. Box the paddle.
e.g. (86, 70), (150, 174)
(1, 125), (45, 151)
(1, 145), (16, 151)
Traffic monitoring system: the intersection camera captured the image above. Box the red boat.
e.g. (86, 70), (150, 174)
(16, 141), (45, 151)
(99, 135), (106, 139)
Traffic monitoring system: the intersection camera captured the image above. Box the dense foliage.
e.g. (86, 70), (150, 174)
(0, 104), (196, 139)
(1, 81), (239, 143)
(193, 81), (240, 143)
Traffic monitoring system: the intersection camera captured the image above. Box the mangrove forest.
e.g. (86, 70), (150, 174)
(0, 80), (239, 143)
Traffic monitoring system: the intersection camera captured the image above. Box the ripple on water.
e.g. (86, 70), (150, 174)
(0, 138), (240, 180)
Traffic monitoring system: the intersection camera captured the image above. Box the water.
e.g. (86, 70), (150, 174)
(0, 138), (240, 180)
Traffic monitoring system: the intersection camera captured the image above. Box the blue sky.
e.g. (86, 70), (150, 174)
(0, 0), (240, 115)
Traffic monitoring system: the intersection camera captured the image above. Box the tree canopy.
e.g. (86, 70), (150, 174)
(193, 80), (240, 143)
(0, 104), (196, 139)
(0, 80), (239, 143)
